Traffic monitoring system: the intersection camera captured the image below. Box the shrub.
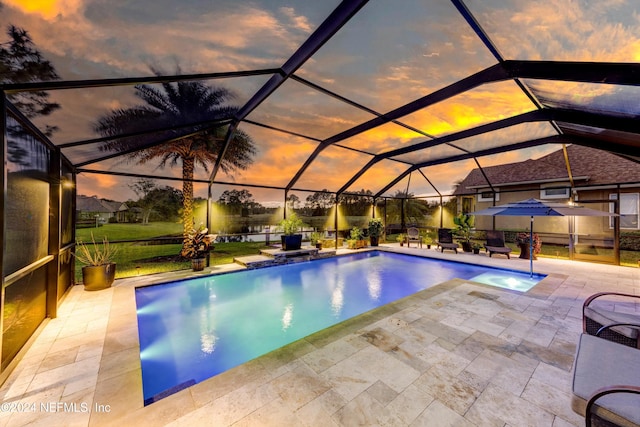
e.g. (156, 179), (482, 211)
(620, 231), (640, 251)
(350, 226), (364, 240)
(368, 218), (384, 238)
(279, 213), (304, 235)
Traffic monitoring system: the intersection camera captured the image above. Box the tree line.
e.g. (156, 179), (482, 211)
(126, 183), (387, 222)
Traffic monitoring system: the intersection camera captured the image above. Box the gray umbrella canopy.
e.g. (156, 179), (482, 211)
(470, 198), (616, 276)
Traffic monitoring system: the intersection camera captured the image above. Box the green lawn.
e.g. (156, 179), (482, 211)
(74, 224), (270, 281)
(112, 241), (269, 277)
(76, 221), (183, 242)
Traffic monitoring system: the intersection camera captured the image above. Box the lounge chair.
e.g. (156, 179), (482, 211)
(583, 292), (640, 348)
(571, 330), (640, 427)
(436, 228), (459, 254)
(484, 230), (512, 259)
(406, 227), (422, 248)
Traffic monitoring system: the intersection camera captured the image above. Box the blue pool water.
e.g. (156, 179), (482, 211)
(135, 251), (544, 404)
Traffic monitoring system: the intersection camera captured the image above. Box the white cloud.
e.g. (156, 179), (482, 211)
(279, 7), (312, 33)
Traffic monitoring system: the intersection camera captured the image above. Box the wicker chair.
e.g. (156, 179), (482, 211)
(583, 292), (640, 348)
(406, 227), (422, 248)
(571, 330), (640, 427)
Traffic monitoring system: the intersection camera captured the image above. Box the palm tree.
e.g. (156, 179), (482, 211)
(94, 69), (255, 256)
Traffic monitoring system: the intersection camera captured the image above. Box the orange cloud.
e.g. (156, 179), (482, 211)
(4, 0), (83, 20)
(77, 172), (128, 200)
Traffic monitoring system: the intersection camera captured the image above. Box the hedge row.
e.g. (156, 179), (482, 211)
(621, 231), (640, 251)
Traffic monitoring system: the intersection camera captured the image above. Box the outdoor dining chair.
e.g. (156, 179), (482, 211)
(406, 227), (422, 248)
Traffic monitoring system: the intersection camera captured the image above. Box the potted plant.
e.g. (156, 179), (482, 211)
(516, 232), (541, 260)
(347, 226), (367, 249)
(368, 218), (384, 247)
(453, 213), (475, 252)
(472, 243), (482, 254)
(396, 233), (406, 247)
(75, 233), (118, 291)
(422, 229), (435, 249)
(181, 224), (216, 271)
(279, 212), (304, 251)
(310, 231), (323, 249)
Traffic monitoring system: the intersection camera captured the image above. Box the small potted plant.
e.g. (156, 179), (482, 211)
(310, 231), (323, 249)
(472, 243), (482, 254)
(396, 233), (406, 247)
(422, 229), (435, 249)
(75, 233), (118, 291)
(368, 218), (384, 247)
(279, 212), (304, 250)
(181, 224), (217, 271)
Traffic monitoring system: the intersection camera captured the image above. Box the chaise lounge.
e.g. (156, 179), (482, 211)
(484, 230), (512, 259)
(571, 327), (640, 427)
(436, 228), (459, 254)
(571, 292), (640, 426)
(583, 292), (640, 348)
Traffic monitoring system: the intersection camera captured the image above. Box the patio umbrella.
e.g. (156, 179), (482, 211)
(470, 198), (616, 277)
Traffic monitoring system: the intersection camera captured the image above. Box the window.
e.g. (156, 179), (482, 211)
(609, 193), (639, 229)
(540, 186), (570, 199)
(461, 196), (474, 214)
(477, 191), (499, 202)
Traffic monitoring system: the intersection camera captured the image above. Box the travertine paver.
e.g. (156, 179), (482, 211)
(0, 245), (638, 426)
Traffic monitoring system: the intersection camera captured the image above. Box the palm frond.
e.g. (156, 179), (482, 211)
(135, 84), (177, 114)
(93, 68), (257, 197)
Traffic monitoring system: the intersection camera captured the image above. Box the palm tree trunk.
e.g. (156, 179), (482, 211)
(182, 156), (195, 251)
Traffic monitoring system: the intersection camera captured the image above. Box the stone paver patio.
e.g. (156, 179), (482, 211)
(0, 245), (638, 426)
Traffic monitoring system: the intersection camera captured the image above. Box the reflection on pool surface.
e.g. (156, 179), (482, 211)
(136, 250), (544, 404)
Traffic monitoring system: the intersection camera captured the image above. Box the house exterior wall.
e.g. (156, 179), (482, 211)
(462, 185), (639, 246)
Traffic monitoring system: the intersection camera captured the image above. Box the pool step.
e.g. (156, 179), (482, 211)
(234, 247), (336, 269)
(233, 255), (276, 269)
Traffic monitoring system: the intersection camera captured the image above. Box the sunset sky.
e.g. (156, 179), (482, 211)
(2, 0), (640, 204)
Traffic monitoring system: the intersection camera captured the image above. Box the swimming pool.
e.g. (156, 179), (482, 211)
(135, 251), (544, 404)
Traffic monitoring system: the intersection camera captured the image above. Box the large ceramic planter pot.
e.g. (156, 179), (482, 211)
(281, 234), (302, 251)
(461, 241), (473, 253)
(82, 263), (116, 291)
(370, 236), (379, 247)
(191, 257), (206, 271)
(518, 243), (537, 260)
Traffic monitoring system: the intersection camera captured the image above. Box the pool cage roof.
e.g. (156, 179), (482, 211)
(3, 0), (640, 200)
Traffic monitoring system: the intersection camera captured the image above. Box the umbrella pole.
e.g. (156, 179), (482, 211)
(529, 216), (533, 278)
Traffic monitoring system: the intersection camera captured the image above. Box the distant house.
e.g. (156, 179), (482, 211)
(453, 145), (640, 250)
(76, 195), (129, 225)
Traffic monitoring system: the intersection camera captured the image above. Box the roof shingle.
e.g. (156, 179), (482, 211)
(454, 145), (640, 194)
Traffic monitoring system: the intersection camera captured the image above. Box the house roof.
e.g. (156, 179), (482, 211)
(454, 145), (640, 195)
(76, 195), (126, 213)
